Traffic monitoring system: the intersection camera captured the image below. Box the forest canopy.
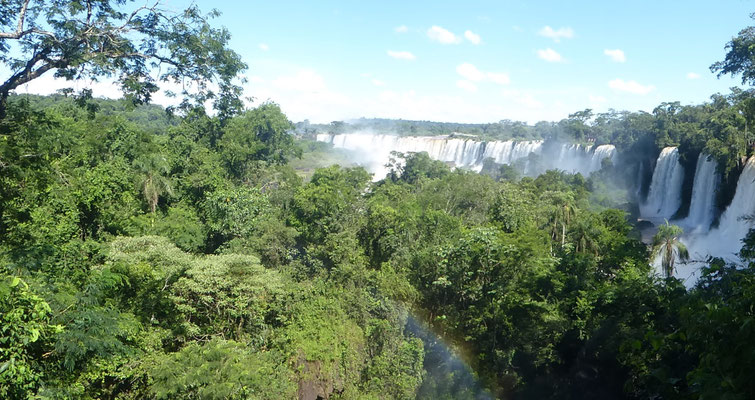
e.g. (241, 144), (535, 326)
(1, 2), (755, 400)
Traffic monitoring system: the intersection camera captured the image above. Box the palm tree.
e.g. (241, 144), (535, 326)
(543, 191), (576, 246)
(570, 217), (601, 256)
(134, 153), (173, 220)
(651, 220), (689, 278)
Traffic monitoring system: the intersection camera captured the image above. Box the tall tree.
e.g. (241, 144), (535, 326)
(134, 152), (172, 216)
(0, 0), (246, 119)
(651, 221), (690, 278)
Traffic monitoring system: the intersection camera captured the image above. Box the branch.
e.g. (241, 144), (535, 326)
(0, 49), (64, 96)
(0, 0), (31, 39)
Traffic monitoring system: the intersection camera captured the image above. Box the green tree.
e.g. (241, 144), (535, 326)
(541, 191), (576, 247)
(219, 103), (299, 179)
(651, 221), (690, 278)
(0, 0), (246, 118)
(291, 165), (370, 244)
(134, 153), (173, 216)
(149, 339), (294, 400)
(0, 276), (61, 398)
(711, 15), (755, 86)
(387, 151), (450, 184)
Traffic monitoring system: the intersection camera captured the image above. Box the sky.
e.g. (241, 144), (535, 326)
(14, 0), (755, 123)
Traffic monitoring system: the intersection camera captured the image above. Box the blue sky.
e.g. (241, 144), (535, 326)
(17, 0), (755, 123)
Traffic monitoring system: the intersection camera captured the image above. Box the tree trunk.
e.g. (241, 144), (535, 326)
(0, 91), (8, 120)
(561, 223), (566, 246)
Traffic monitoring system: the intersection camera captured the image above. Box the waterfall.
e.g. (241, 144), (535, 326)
(678, 156), (755, 283)
(589, 145), (617, 173)
(693, 156), (755, 257)
(481, 140), (543, 166)
(640, 147), (684, 220)
(683, 153), (719, 231)
(550, 143), (615, 176)
(316, 133), (615, 180)
(315, 133), (334, 144)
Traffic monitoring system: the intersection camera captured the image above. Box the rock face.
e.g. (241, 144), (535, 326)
(296, 356), (344, 400)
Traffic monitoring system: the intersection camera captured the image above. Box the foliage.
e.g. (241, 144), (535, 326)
(149, 339), (294, 399)
(0, 276), (61, 398)
(0, 0), (246, 118)
(651, 221), (690, 278)
(219, 103), (300, 178)
(711, 14), (755, 86)
(3, 11), (755, 399)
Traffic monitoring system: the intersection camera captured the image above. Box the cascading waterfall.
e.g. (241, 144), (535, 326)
(590, 145), (618, 172)
(553, 144), (617, 176)
(316, 133), (612, 179)
(683, 153), (719, 231)
(690, 156), (755, 257)
(676, 156), (755, 283)
(640, 147), (685, 220)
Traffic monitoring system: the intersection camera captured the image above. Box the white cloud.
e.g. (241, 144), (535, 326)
(537, 48), (563, 62)
(457, 63), (485, 81)
(604, 49), (626, 63)
(538, 26), (574, 42)
(464, 30), (481, 45)
(371, 79), (385, 87)
(456, 80), (478, 92)
(427, 25), (461, 44)
(687, 72), (701, 80)
(502, 89), (543, 109)
(486, 72), (510, 85)
(259, 43), (269, 51)
(608, 78), (655, 95)
(271, 69), (326, 92)
(387, 50), (416, 60)
(456, 63), (510, 87)
(395, 25), (408, 33)
(249, 76), (265, 84)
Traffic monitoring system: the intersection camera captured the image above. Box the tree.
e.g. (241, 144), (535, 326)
(651, 221), (690, 278)
(219, 102), (299, 178)
(0, 276), (61, 398)
(388, 151), (450, 184)
(0, 0), (246, 119)
(541, 191), (576, 246)
(134, 152), (172, 216)
(711, 14), (755, 86)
